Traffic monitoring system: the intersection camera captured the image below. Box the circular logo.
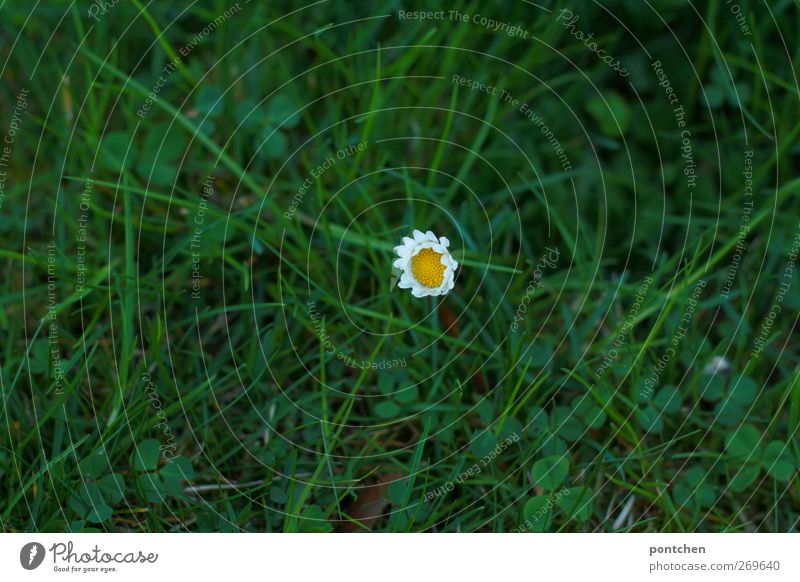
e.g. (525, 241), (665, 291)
(20, 542), (46, 570)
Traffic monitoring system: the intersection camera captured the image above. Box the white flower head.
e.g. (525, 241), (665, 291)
(703, 355), (732, 375)
(393, 229), (458, 298)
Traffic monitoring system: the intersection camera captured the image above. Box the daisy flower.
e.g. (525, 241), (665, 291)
(393, 229), (458, 298)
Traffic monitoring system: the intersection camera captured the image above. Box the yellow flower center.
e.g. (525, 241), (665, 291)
(412, 247), (446, 287)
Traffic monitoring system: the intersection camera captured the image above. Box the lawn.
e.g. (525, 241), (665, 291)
(1, 0), (798, 532)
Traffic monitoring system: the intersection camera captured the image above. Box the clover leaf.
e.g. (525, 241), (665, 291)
(531, 455), (569, 490)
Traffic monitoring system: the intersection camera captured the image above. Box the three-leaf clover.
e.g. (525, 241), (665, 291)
(638, 384), (682, 432)
(133, 439), (194, 503)
(523, 455), (593, 531)
(70, 450), (125, 524)
(672, 465), (718, 508)
(234, 92), (300, 159)
(724, 424), (797, 491)
(704, 373), (758, 427)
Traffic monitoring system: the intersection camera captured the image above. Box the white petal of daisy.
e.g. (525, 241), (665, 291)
(398, 272), (413, 289)
(393, 229), (458, 299)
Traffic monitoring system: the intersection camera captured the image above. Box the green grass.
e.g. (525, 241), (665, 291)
(1, 0), (799, 532)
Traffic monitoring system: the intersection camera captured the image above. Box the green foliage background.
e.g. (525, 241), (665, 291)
(1, 0), (798, 532)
